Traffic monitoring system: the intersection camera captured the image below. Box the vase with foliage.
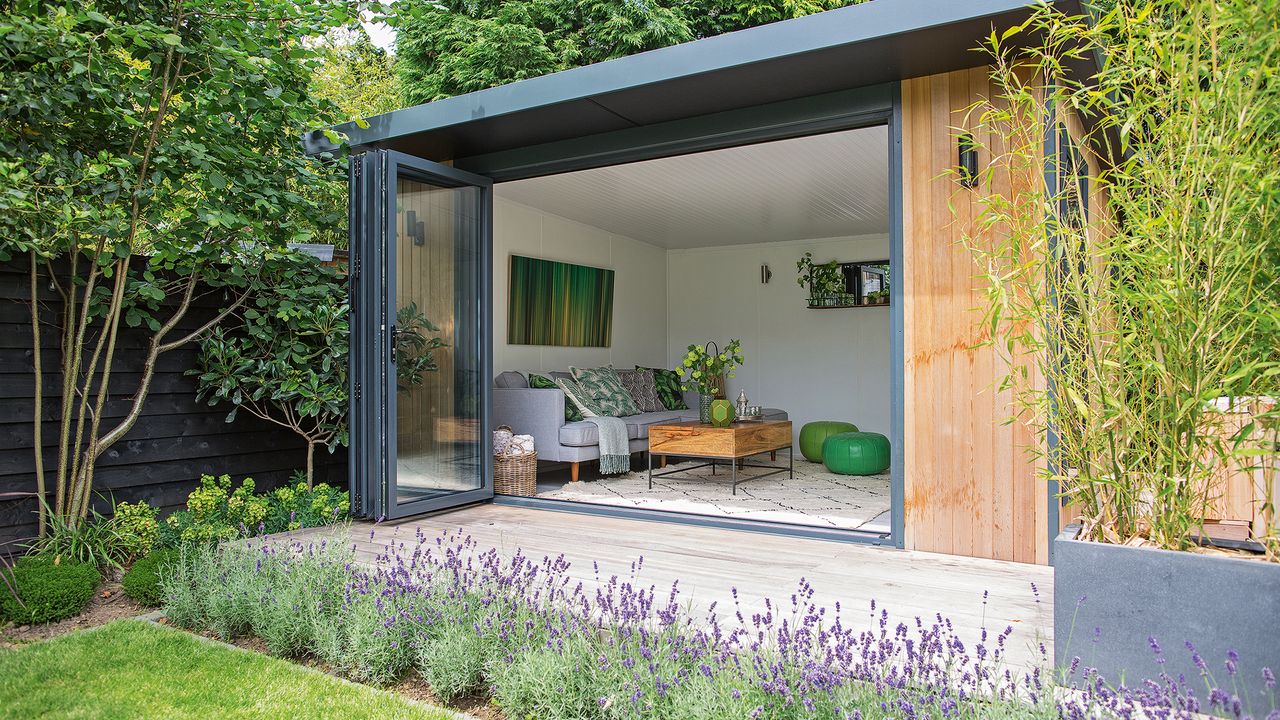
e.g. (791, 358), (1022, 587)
(678, 340), (745, 423)
(796, 252), (845, 306)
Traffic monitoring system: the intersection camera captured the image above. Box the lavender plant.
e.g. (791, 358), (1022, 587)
(162, 528), (1277, 720)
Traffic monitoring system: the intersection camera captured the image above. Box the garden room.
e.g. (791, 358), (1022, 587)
(473, 124), (897, 538)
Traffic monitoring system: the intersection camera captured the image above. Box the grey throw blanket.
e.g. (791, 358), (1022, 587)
(585, 416), (630, 475)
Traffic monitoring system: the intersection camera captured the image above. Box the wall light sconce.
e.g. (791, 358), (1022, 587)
(405, 210), (426, 246)
(958, 132), (978, 188)
(760, 264), (772, 284)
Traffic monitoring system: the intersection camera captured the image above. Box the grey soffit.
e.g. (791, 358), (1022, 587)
(495, 125), (889, 248)
(306, 0), (1086, 161)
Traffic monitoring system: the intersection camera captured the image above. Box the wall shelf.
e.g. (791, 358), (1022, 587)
(806, 302), (890, 310)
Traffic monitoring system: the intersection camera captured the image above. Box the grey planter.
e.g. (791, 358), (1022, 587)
(1054, 525), (1280, 703)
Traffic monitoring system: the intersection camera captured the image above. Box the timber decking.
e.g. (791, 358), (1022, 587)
(295, 503), (1055, 669)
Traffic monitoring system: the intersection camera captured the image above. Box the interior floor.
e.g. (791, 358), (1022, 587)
(531, 454), (891, 535)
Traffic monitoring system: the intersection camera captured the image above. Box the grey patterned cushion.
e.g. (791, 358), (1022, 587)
(616, 368), (664, 413)
(495, 370), (528, 388)
(570, 366), (642, 417)
(554, 377), (602, 418)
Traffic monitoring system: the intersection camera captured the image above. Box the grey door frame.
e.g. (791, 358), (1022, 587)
(352, 82), (905, 547)
(349, 150), (495, 520)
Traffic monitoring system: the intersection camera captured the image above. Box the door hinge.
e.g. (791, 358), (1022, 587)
(352, 159), (363, 180)
(354, 382), (361, 402)
(351, 256), (361, 279)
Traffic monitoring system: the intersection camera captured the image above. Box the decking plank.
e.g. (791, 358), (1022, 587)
(294, 504), (1054, 669)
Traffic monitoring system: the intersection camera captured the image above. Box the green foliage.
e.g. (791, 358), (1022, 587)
(192, 253), (349, 486)
(390, 0), (867, 104)
(678, 339), (745, 395)
(121, 548), (179, 607)
(0, 0), (353, 530)
(0, 555), (99, 625)
(307, 26), (403, 249)
(156, 474), (350, 548)
(394, 301), (449, 391)
(22, 505), (134, 572)
(113, 501), (160, 558)
(968, 0), (1280, 554)
(795, 251), (845, 297)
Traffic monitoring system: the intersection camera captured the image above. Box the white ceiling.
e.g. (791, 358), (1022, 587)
(494, 125), (889, 249)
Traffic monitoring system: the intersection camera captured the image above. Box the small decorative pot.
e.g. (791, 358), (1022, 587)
(699, 393), (715, 424)
(708, 399), (737, 428)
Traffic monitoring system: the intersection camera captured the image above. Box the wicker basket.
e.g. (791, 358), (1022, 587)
(493, 425), (537, 497)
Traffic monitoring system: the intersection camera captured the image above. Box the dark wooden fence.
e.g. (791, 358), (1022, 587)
(0, 255), (347, 547)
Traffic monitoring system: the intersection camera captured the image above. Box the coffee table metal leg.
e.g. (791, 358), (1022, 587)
(732, 460), (737, 495)
(789, 445), (794, 478)
(648, 451), (653, 489)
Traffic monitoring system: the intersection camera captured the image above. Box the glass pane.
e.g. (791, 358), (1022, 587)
(393, 176), (482, 505)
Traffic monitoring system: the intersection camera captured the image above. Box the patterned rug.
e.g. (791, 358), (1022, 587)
(538, 458), (891, 532)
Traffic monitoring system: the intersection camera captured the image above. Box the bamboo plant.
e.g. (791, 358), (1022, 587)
(963, 0), (1279, 557)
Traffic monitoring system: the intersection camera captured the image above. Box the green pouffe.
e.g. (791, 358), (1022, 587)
(799, 421), (858, 462)
(822, 432), (891, 475)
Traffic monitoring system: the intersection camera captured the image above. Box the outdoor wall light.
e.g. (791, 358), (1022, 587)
(958, 132), (978, 188)
(405, 210), (426, 246)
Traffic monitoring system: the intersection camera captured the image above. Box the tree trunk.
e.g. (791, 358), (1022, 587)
(305, 442), (316, 489)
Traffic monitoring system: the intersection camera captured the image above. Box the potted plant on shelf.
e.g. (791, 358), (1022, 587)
(678, 340), (745, 423)
(969, 3), (1279, 696)
(866, 290), (889, 305)
(796, 252), (846, 307)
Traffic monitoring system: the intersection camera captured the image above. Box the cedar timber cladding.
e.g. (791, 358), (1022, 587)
(901, 68), (1050, 564)
(0, 255), (347, 546)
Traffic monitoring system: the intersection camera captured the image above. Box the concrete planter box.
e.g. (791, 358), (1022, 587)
(1054, 525), (1280, 699)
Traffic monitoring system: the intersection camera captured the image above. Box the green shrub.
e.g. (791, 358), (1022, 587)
(157, 473), (349, 549)
(0, 555), (99, 625)
(121, 549), (179, 607)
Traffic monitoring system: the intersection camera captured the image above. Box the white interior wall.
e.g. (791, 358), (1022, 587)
(492, 197), (669, 374)
(666, 235), (891, 443)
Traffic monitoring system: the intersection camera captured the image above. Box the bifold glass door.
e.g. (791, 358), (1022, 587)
(351, 151), (493, 519)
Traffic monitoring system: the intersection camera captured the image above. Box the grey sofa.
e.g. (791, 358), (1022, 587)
(492, 370), (787, 481)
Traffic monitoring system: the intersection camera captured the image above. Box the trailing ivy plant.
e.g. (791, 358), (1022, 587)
(0, 0), (354, 532)
(964, 0), (1280, 556)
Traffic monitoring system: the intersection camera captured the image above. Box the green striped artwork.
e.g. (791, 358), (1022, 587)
(508, 255), (614, 347)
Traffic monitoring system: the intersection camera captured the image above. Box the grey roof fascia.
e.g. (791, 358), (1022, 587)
(304, 0), (1080, 158)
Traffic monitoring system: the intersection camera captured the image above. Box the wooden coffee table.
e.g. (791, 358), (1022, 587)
(646, 420), (793, 495)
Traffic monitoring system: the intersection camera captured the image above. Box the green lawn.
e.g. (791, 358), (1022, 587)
(0, 620), (454, 720)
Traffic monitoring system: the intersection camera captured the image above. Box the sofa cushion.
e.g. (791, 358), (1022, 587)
(570, 366), (642, 417)
(495, 370), (528, 389)
(639, 367), (689, 410)
(529, 373), (582, 422)
(623, 411), (682, 439)
(559, 421), (601, 447)
(554, 377), (603, 418)
(616, 368), (664, 412)
(559, 418), (655, 446)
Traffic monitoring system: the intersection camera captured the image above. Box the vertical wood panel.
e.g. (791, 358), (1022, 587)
(902, 68), (1048, 564)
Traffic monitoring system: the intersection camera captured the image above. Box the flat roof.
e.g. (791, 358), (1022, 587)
(307, 0), (1087, 162)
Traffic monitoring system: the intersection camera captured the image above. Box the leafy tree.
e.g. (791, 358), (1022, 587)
(192, 258), (450, 486)
(304, 26), (403, 250)
(191, 254), (350, 487)
(391, 0), (865, 104)
(0, 0), (352, 531)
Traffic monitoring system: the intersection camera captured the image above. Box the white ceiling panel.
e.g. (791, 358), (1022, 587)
(494, 125), (889, 249)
